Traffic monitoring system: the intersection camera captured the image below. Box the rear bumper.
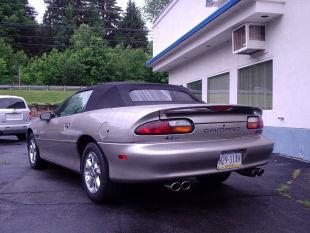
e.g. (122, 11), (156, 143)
(98, 135), (274, 183)
(0, 124), (29, 135)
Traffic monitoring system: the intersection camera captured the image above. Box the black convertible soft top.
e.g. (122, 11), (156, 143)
(79, 82), (203, 111)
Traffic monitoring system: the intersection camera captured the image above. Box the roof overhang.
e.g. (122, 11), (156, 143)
(146, 0), (286, 72)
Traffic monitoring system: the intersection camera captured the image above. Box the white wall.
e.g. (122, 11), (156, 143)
(168, 0), (310, 129)
(153, 0), (218, 56)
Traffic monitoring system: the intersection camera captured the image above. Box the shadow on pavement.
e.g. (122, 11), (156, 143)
(0, 136), (24, 146)
(42, 162), (256, 208)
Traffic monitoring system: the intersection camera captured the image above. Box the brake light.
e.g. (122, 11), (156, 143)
(118, 155), (128, 160)
(247, 116), (264, 129)
(28, 111), (32, 120)
(207, 105), (232, 111)
(135, 119), (194, 135)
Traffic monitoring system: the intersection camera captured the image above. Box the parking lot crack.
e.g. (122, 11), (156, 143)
(277, 167), (310, 208)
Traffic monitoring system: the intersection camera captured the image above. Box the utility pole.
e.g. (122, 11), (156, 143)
(18, 66), (21, 86)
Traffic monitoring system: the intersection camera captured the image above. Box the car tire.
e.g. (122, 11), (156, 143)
(16, 133), (27, 141)
(27, 133), (44, 169)
(81, 142), (117, 203)
(197, 172), (231, 184)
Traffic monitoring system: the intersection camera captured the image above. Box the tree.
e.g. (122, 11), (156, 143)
(117, 0), (148, 49)
(0, 0), (38, 55)
(109, 46), (167, 83)
(0, 58), (10, 84)
(143, 0), (170, 22)
(42, 0), (123, 50)
(23, 24), (112, 85)
(0, 38), (28, 84)
(42, 0), (103, 50)
(22, 24), (166, 86)
(90, 0), (122, 46)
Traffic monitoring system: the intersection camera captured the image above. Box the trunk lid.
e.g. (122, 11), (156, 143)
(133, 104), (263, 142)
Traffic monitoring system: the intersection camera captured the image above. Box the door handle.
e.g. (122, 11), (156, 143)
(64, 123), (70, 129)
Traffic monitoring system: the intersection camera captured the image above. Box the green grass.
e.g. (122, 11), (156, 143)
(297, 200), (310, 208)
(0, 90), (74, 105)
(277, 184), (292, 199)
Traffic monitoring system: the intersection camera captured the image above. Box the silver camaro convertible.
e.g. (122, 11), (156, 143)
(27, 82), (274, 203)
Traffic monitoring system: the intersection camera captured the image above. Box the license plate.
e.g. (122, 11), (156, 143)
(5, 113), (23, 121)
(217, 151), (242, 170)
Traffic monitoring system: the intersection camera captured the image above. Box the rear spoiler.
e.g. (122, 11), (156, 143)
(159, 105), (263, 119)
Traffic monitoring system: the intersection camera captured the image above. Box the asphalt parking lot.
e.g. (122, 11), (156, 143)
(0, 136), (309, 233)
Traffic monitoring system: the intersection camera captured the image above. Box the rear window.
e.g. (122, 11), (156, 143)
(0, 98), (26, 109)
(129, 89), (196, 102)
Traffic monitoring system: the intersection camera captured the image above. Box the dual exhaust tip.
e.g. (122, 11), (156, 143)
(165, 168), (264, 192)
(238, 168), (264, 177)
(165, 180), (191, 192)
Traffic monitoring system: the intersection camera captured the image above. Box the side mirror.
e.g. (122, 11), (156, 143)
(40, 112), (54, 121)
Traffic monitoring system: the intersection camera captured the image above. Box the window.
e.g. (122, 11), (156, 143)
(187, 80), (202, 100)
(130, 90), (172, 102)
(207, 73), (230, 104)
(172, 91), (196, 102)
(129, 89), (197, 102)
(57, 90), (93, 117)
(238, 60), (273, 110)
(0, 98), (26, 109)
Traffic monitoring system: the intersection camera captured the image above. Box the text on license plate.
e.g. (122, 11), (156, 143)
(217, 151), (242, 170)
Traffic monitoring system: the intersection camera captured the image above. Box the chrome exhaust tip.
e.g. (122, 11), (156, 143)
(238, 168), (264, 177)
(257, 168), (264, 176)
(165, 182), (181, 192)
(251, 169), (258, 177)
(181, 180), (191, 191)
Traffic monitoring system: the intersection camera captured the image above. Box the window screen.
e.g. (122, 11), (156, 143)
(207, 73), (230, 104)
(0, 98), (26, 109)
(233, 25), (246, 51)
(249, 25), (265, 41)
(187, 80), (202, 100)
(238, 60), (273, 110)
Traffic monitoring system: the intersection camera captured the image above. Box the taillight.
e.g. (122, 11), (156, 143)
(28, 111), (32, 120)
(247, 116), (264, 129)
(135, 119), (194, 135)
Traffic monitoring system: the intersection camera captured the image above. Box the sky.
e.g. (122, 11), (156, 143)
(28, 0), (147, 23)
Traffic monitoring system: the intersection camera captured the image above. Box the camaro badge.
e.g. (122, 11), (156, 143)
(204, 125), (241, 134)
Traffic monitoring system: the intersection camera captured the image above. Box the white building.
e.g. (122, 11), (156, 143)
(147, 0), (310, 161)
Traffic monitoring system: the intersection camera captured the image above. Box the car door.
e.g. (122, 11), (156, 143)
(37, 90), (93, 170)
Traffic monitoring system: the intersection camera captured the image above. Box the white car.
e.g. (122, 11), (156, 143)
(0, 95), (31, 140)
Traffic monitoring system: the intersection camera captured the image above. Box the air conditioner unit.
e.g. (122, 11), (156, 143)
(232, 23), (266, 55)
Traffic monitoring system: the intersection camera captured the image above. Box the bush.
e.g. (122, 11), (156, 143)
(22, 25), (167, 86)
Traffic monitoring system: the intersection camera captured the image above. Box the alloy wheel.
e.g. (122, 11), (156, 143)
(84, 152), (102, 193)
(29, 138), (37, 164)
